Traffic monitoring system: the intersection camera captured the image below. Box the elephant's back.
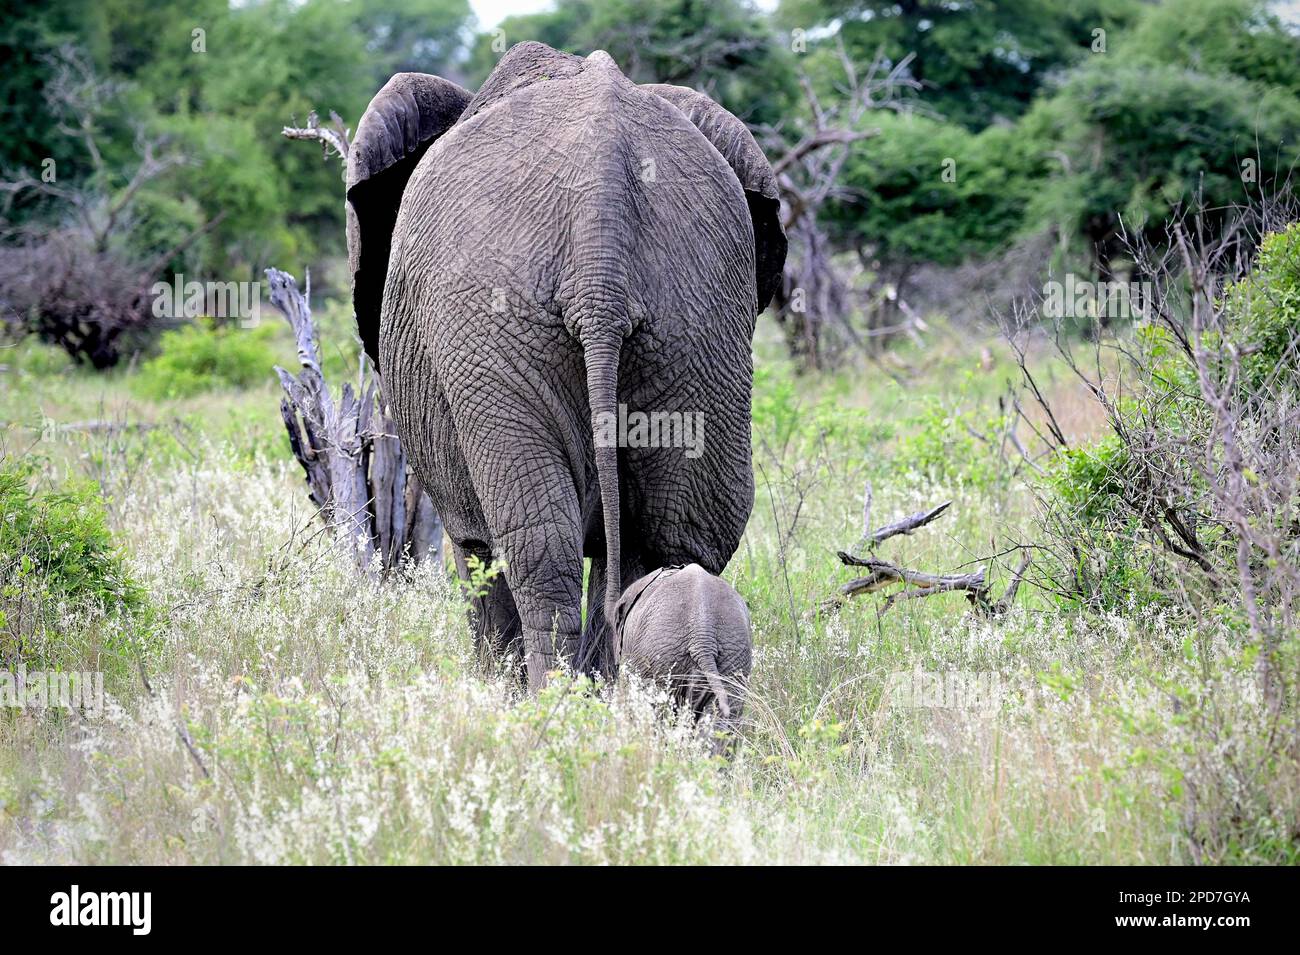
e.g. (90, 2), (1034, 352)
(384, 62), (759, 571)
(390, 62), (755, 335)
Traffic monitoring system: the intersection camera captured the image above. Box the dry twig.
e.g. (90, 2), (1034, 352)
(282, 110), (351, 170)
(823, 495), (1028, 617)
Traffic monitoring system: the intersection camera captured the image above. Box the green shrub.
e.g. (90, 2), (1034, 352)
(1, 464), (150, 685)
(1034, 222), (1300, 615)
(311, 295), (366, 383)
(750, 365), (802, 450)
(1220, 222), (1300, 392)
(134, 319), (280, 399)
(2, 337), (75, 376)
(1046, 434), (1130, 522)
(1020, 60), (1300, 271)
(1041, 435), (1164, 609)
(891, 398), (1007, 489)
(0, 464), (157, 699)
(0, 465), (143, 617)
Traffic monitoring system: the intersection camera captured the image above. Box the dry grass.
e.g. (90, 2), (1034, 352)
(0, 329), (1294, 865)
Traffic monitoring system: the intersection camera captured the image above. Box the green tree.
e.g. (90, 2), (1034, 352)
(3, 0), (473, 278)
(825, 112), (1041, 284)
(1127, 0), (1300, 96)
(1020, 62), (1300, 274)
(353, 0), (473, 78)
(0, 0), (109, 219)
(776, 0), (1138, 128)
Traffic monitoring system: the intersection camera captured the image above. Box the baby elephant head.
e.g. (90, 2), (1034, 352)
(613, 564), (753, 750)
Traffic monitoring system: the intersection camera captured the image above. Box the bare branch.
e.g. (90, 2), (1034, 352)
(756, 40), (923, 368)
(281, 110), (351, 170)
(843, 500), (952, 555)
(821, 557), (986, 614)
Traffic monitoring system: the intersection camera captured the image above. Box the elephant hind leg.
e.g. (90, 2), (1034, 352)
(499, 507), (584, 686)
(451, 540), (523, 674)
(459, 446), (587, 689)
(437, 330), (589, 689)
(514, 584), (583, 687)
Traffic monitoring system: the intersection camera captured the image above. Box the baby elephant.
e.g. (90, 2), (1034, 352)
(613, 564), (752, 746)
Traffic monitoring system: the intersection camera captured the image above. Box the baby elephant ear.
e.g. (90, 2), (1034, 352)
(611, 569), (664, 664)
(346, 73), (471, 363)
(641, 84), (788, 314)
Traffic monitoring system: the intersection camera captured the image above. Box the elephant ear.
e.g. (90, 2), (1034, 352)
(346, 72), (471, 363)
(641, 84), (787, 313)
(611, 567), (670, 664)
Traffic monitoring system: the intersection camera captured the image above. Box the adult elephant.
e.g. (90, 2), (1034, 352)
(346, 41), (786, 688)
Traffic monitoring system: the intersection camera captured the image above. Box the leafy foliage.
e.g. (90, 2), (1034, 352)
(133, 318), (282, 398)
(0, 0), (473, 277)
(1035, 221), (1300, 615)
(789, 0), (1300, 295)
(0, 467), (144, 623)
(827, 113), (1042, 268)
(777, 0), (1138, 128)
(891, 397), (1007, 489)
(1220, 222), (1300, 391)
(1021, 62), (1300, 267)
(1126, 0), (1300, 95)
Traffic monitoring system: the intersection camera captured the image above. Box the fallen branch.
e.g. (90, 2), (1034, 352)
(845, 498), (952, 554)
(823, 496), (1029, 617)
(824, 557), (986, 612)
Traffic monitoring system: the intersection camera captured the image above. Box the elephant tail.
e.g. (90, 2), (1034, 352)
(693, 649), (732, 722)
(582, 330), (624, 660)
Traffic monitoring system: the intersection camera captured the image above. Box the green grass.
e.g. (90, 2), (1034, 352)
(0, 322), (1292, 864)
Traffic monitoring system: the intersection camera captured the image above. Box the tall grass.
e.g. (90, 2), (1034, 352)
(0, 328), (1292, 864)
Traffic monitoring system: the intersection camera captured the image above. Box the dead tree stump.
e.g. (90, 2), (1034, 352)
(267, 267), (442, 574)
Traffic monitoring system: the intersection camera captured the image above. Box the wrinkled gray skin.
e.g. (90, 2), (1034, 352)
(614, 564), (752, 743)
(345, 42), (786, 688)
